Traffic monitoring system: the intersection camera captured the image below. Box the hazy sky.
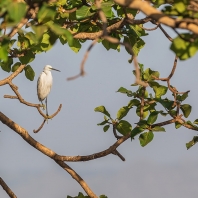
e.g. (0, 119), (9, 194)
(1, 19), (198, 198)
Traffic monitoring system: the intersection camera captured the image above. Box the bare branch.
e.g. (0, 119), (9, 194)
(112, 150), (125, 161)
(67, 39), (98, 81)
(0, 111), (97, 198)
(33, 119), (46, 133)
(0, 177), (17, 198)
(55, 160), (97, 198)
(158, 24), (173, 42)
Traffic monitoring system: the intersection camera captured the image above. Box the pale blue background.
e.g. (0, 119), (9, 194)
(1, 20), (198, 198)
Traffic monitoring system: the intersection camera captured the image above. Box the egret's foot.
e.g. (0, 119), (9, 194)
(40, 104), (45, 110)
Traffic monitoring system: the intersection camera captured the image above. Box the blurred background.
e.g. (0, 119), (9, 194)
(1, 20), (198, 198)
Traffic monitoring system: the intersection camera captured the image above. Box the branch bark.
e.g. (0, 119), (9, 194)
(0, 111), (97, 198)
(0, 177), (17, 198)
(114, 0), (198, 34)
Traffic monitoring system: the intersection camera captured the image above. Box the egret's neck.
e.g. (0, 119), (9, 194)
(43, 70), (51, 75)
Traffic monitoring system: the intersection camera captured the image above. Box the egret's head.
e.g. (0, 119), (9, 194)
(44, 65), (60, 72)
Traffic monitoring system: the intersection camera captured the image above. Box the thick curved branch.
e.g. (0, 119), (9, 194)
(0, 111), (97, 198)
(56, 134), (131, 162)
(114, 0), (198, 34)
(0, 177), (17, 198)
(0, 110), (129, 163)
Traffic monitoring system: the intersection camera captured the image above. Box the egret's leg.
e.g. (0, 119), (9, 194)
(45, 97), (49, 116)
(40, 100), (45, 110)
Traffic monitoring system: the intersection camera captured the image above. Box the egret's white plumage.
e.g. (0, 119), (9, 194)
(37, 65), (60, 115)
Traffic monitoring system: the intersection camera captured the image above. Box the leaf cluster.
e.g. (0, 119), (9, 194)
(95, 63), (198, 149)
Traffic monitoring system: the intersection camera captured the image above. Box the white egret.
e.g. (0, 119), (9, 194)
(37, 65), (60, 116)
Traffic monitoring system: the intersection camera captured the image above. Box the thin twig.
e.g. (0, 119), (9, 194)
(158, 24), (173, 42)
(67, 39), (98, 81)
(33, 119), (46, 133)
(112, 149), (125, 161)
(141, 23), (159, 31)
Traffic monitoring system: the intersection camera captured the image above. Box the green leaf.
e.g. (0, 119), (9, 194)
(152, 126), (165, 132)
(177, 92), (189, 102)
(124, 35), (145, 56)
(0, 39), (9, 62)
(19, 51), (35, 64)
(139, 131), (154, 147)
(117, 106), (129, 120)
(131, 127), (144, 138)
(1, 58), (13, 72)
(170, 34), (198, 60)
(136, 106), (149, 119)
(181, 92), (189, 101)
(180, 104), (192, 118)
(47, 21), (73, 45)
(117, 87), (133, 96)
(76, 6), (95, 20)
(67, 192), (90, 198)
(32, 25), (48, 39)
(94, 106), (111, 117)
(128, 99), (140, 108)
(97, 120), (109, 126)
(174, 1), (186, 13)
(25, 32), (38, 45)
(147, 111), (159, 125)
(17, 32), (32, 50)
(116, 120), (132, 135)
(99, 195), (108, 198)
(69, 38), (82, 53)
(56, 0), (67, 6)
(143, 68), (159, 81)
(12, 62), (21, 72)
(101, 1), (114, 18)
(149, 81), (168, 98)
(136, 120), (149, 129)
(7, 2), (26, 23)
(37, 4), (56, 23)
(24, 65), (35, 81)
(157, 98), (174, 110)
(175, 121), (182, 129)
(186, 121), (198, 130)
(193, 119), (198, 125)
(103, 125), (110, 132)
(186, 136), (198, 150)
(102, 39), (120, 51)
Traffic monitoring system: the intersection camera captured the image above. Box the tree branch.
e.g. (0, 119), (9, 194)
(0, 177), (17, 198)
(114, 0), (198, 34)
(0, 111), (97, 198)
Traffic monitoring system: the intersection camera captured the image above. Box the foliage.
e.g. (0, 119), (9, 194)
(95, 63), (196, 148)
(0, 0), (197, 81)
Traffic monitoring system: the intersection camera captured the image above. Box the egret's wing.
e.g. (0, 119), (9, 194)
(37, 72), (53, 101)
(37, 73), (43, 101)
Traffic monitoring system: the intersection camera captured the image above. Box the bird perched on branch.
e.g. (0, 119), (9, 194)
(37, 65), (60, 116)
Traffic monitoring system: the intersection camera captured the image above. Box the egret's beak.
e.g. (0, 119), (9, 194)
(51, 68), (60, 72)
